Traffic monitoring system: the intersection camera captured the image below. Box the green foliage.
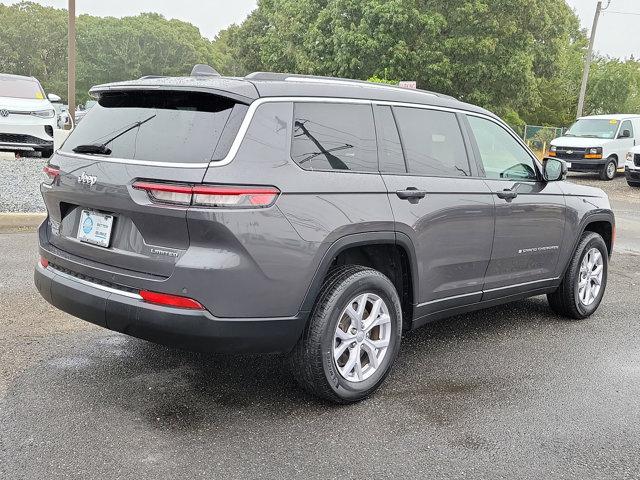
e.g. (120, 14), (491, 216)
(367, 75), (399, 85)
(0, 2), (218, 103)
(2, 0), (640, 128)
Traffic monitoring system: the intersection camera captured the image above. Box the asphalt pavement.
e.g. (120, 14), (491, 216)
(1, 174), (640, 479)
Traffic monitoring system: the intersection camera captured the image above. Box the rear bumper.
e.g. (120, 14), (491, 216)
(34, 263), (306, 353)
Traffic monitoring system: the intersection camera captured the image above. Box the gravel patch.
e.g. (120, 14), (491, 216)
(0, 153), (47, 213)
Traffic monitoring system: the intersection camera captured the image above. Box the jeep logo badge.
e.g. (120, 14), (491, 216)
(0, 109), (9, 117)
(77, 172), (98, 186)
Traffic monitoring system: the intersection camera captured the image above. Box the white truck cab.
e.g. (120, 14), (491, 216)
(549, 114), (640, 181)
(625, 144), (640, 187)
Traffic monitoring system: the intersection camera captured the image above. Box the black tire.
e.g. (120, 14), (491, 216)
(627, 180), (640, 188)
(547, 232), (608, 319)
(599, 157), (617, 181)
(289, 265), (403, 403)
(41, 147), (54, 159)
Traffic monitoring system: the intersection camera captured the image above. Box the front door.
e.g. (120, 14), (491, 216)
(615, 120), (636, 166)
(464, 114), (566, 300)
(374, 105), (495, 316)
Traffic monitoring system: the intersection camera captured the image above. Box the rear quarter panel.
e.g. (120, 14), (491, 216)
(199, 101), (394, 318)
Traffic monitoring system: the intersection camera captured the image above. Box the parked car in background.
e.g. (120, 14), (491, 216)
(549, 114), (640, 180)
(35, 68), (614, 403)
(52, 102), (71, 129)
(0, 73), (58, 158)
(74, 100), (96, 124)
(625, 145), (640, 187)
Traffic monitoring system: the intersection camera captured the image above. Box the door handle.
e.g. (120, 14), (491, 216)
(396, 187), (427, 200)
(496, 188), (518, 200)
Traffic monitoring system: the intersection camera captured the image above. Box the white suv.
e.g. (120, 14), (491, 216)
(625, 145), (640, 187)
(0, 74), (59, 158)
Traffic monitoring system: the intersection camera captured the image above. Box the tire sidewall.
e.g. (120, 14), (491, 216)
(572, 236), (608, 317)
(604, 158), (617, 180)
(320, 274), (402, 401)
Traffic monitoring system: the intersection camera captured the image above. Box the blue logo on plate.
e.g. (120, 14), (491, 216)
(82, 216), (94, 234)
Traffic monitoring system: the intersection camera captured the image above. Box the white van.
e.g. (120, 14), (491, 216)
(549, 114), (640, 180)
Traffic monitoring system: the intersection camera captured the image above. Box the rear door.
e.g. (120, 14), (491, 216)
(376, 104), (495, 316)
(43, 88), (249, 278)
(464, 114), (566, 299)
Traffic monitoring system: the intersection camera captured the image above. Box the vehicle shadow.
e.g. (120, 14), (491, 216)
(22, 295), (559, 429)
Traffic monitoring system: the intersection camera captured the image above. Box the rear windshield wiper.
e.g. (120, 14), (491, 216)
(72, 114), (157, 155)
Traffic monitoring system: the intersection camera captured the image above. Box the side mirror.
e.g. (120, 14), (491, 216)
(543, 157), (568, 182)
(47, 93), (62, 103)
(619, 129), (631, 139)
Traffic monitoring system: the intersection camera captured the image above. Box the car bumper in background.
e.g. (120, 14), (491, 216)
(625, 167), (640, 182)
(563, 157), (607, 172)
(34, 262), (306, 354)
(0, 123), (54, 151)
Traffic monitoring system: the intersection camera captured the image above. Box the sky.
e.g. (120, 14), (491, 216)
(2, 0), (639, 59)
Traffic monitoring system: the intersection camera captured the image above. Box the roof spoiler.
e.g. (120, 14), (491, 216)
(191, 64), (221, 77)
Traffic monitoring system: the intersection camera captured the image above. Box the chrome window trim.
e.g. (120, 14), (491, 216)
(43, 263), (143, 300)
(57, 151), (211, 168)
(55, 95), (534, 169)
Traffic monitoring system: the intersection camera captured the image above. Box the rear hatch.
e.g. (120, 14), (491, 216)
(42, 84), (252, 278)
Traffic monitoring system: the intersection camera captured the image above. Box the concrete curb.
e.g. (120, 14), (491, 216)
(0, 212), (46, 232)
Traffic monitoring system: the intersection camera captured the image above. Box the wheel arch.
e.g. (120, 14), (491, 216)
(299, 232), (419, 328)
(562, 212), (615, 277)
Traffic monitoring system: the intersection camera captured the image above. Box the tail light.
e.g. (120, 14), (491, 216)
(139, 290), (204, 310)
(43, 165), (60, 180)
(133, 181), (280, 208)
(39, 256), (49, 268)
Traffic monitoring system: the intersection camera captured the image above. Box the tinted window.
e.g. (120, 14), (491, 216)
(393, 107), (470, 177)
(374, 105), (406, 173)
(291, 103), (377, 172)
(620, 120), (634, 138)
(467, 116), (537, 181)
(62, 90), (242, 164)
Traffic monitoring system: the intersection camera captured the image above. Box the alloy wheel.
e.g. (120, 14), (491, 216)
(577, 247), (604, 307)
(332, 293), (392, 382)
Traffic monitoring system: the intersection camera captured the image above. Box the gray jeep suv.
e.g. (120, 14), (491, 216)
(35, 68), (614, 403)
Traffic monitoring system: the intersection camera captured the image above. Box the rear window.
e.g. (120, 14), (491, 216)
(0, 76), (46, 100)
(61, 90), (246, 163)
(291, 103), (378, 172)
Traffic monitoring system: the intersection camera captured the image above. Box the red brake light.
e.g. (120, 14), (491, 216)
(132, 181), (280, 208)
(139, 290), (204, 310)
(133, 181), (193, 205)
(40, 256), (49, 268)
(192, 185), (280, 207)
(43, 165), (60, 180)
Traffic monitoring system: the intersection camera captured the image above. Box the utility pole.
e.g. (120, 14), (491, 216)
(577, 1), (609, 119)
(67, 0), (76, 128)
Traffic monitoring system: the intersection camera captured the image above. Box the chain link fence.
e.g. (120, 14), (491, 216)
(523, 125), (566, 159)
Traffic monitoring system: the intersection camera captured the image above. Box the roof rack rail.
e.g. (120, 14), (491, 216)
(245, 72), (452, 99)
(191, 64), (221, 77)
(138, 75), (166, 80)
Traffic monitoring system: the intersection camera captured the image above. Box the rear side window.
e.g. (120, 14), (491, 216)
(392, 107), (470, 177)
(62, 90), (244, 163)
(374, 105), (406, 173)
(291, 103), (377, 172)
